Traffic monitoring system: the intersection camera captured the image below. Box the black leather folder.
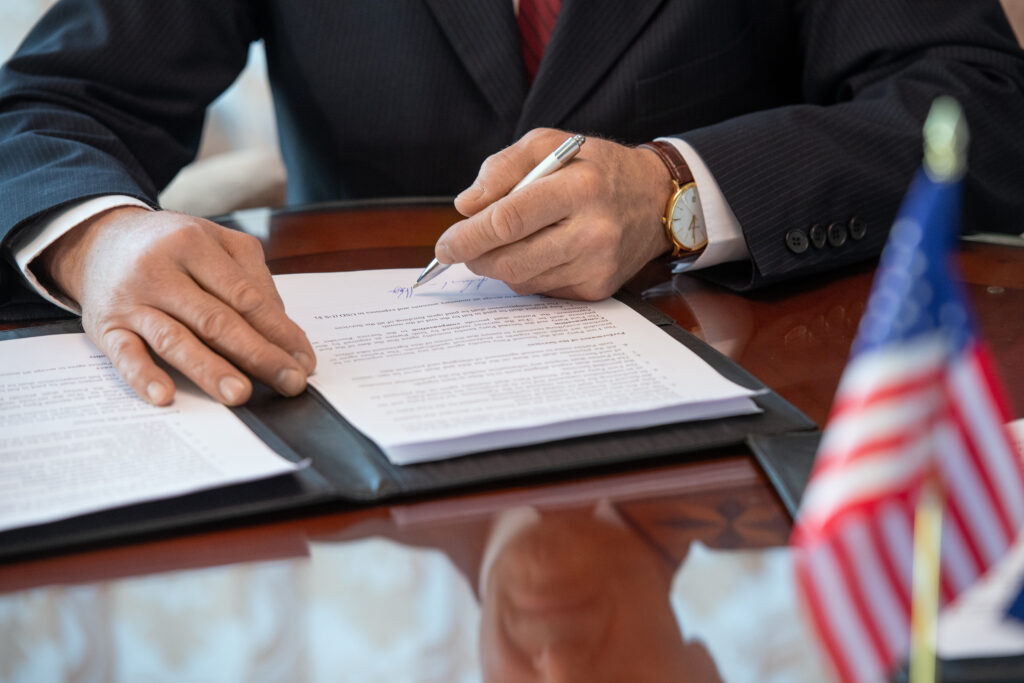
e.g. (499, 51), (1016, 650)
(0, 293), (815, 561)
(746, 431), (822, 518)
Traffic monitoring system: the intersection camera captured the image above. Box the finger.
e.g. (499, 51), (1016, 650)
(454, 128), (564, 216)
(89, 325), (176, 406)
(493, 257), (595, 299)
(152, 271), (309, 397)
(128, 306), (257, 405)
(218, 229), (286, 307)
(469, 218), (625, 301)
(533, 256), (623, 300)
(217, 230), (317, 373)
(535, 280), (611, 302)
(520, 260), (623, 302)
(438, 179), (574, 265)
(182, 235), (313, 376)
(464, 221), (575, 286)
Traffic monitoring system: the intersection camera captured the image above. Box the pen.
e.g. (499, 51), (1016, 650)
(413, 134), (586, 288)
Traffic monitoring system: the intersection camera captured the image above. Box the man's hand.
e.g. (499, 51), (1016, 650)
(436, 128), (674, 301)
(37, 207), (316, 406)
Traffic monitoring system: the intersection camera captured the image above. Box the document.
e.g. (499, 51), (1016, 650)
(0, 334), (300, 533)
(275, 265), (760, 464)
(0, 266), (760, 534)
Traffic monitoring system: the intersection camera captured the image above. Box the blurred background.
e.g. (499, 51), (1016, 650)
(0, 0), (286, 217)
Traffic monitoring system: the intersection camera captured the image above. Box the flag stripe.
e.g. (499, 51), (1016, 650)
(949, 349), (1024, 523)
(795, 557), (851, 682)
(802, 543), (882, 683)
(974, 342), (1015, 421)
(813, 421), (930, 477)
(938, 506), (980, 599)
(801, 433), (930, 529)
(936, 418), (1013, 564)
(841, 517), (910, 662)
(874, 499), (914, 612)
(942, 485), (988, 586)
(817, 390), (938, 466)
(829, 336), (946, 408)
(832, 523), (894, 665)
(829, 365), (944, 422)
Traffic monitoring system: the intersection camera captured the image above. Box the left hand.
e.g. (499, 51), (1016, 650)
(435, 128), (674, 300)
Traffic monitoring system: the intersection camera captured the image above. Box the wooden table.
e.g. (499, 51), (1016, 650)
(1, 201), (1021, 681)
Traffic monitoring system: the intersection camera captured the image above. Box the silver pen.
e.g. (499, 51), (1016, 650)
(413, 134), (586, 288)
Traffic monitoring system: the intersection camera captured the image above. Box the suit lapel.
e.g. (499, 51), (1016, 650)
(422, 0), (527, 127)
(517, 0), (667, 134)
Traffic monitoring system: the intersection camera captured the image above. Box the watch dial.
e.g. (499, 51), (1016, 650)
(671, 186), (707, 249)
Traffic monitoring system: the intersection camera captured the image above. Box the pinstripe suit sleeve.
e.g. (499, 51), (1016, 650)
(0, 0), (259, 317)
(680, 0), (1024, 289)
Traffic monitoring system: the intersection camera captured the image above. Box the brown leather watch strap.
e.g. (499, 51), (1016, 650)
(639, 140), (694, 186)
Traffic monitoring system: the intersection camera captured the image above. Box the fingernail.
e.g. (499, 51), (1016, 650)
(147, 381), (170, 405)
(455, 183), (483, 203)
(293, 351), (315, 373)
(435, 239), (454, 264)
(276, 368), (307, 396)
(219, 376), (247, 404)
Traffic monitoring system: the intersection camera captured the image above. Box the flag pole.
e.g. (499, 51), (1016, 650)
(908, 96), (968, 683)
(909, 478), (943, 683)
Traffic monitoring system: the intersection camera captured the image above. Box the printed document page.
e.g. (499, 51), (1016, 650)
(0, 334), (300, 533)
(275, 265), (760, 464)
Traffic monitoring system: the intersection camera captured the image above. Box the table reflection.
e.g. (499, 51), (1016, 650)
(0, 461), (833, 682)
(477, 503), (717, 682)
(2, 540), (481, 682)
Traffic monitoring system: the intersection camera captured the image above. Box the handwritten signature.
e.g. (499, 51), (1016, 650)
(390, 277), (487, 299)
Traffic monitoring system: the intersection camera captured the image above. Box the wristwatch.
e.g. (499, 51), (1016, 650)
(640, 140), (708, 258)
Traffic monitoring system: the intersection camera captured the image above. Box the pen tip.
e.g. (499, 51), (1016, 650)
(412, 281), (421, 289)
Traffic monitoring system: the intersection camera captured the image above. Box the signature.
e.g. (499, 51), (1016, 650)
(389, 277), (487, 299)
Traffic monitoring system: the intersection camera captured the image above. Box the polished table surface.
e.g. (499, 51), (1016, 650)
(1, 201), (1022, 682)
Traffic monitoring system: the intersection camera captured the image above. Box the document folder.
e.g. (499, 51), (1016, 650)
(0, 292), (815, 561)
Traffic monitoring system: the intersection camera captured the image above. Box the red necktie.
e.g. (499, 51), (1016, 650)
(518, 0), (562, 83)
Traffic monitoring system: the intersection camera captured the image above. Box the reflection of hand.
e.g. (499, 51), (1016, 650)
(37, 207), (316, 405)
(436, 128), (673, 301)
(479, 507), (720, 682)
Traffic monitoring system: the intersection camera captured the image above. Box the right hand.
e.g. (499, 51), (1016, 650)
(37, 206), (316, 406)
(436, 129), (673, 301)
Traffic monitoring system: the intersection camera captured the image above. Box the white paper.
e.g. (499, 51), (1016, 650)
(937, 418), (1024, 659)
(275, 265), (760, 464)
(0, 333), (300, 532)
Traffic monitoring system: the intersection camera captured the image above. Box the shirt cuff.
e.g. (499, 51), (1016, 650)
(9, 196), (153, 314)
(656, 137), (749, 272)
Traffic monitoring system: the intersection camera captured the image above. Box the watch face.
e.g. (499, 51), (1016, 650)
(669, 183), (707, 250)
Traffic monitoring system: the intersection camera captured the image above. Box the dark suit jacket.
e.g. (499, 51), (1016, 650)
(1, 0), (1022, 319)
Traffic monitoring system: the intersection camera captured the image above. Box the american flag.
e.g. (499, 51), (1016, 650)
(790, 146), (1024, 680)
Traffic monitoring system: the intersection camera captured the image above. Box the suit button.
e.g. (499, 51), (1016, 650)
(827, 222), (848, 247)
(849, 215), (867, 240)
(785, 228), (809, 254)
(809, 223), (827, 248)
